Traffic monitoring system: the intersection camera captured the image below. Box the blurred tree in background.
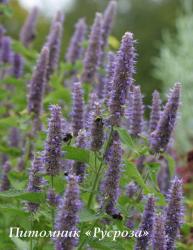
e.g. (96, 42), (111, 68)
(154, 0), (193, 154)
(0, 0), (182, 104)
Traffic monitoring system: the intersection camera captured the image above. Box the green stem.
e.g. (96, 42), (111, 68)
(30, 214), (33, 250)
(51, 175), (54, 227)
(87, 126), (113, 209)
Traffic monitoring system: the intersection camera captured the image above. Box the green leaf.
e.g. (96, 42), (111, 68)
(145, 162), (160, 184)
(163, 153), (176, 177)
(0, 144), (22, 157)
(63, 145), (90, 163)
(12, 40), (37, 60)
(44, 87), (72, 105)
(0, 190), (46, 202)
(115, 127), (134, 148)
(11, 237), (29, 250)
(80, 208), (102, 222)
(123, 161), (149, 193)
(0, 205), (29, 217)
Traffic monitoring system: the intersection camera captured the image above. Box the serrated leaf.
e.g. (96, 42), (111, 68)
(0, 190), (46, 202)
(63, 145), (90, 163)
(115, 127), (134, 148)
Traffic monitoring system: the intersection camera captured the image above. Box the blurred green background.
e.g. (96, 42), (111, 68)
(2, 0), (193, 153)
(0, 0), (182, 101)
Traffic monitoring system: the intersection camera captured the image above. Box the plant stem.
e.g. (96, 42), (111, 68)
(51, 175), (55, 227)
(87, 126), (113, 209)
(30, 214), (33, 250)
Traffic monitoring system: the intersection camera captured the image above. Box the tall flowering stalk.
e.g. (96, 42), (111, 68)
(150, 83), (181, 152)
(165, 177), (184, 250)
(9, 127), (21, 148)
(85, 92), (98, 131)
(73, 130), (87, 182)
(44, 105), (62, 176)
(149, 90), (161, 133)
(46, 22), (62, 82)
(90, 102), (104, 151)
(26, 156), (45, 213)
(81, 13), (102, 84)
(1, 36), (12, 64)
(11, 53), (24, 78)
(130, 86), (144, 136)
(103, 52), (116, 106)
(0, 161), (11, 191)
(65, 18), (87, 64)
(100, 0), (117, 62)
(20, 7), (39, 47)
(0, 25), (5, 49)
(100, 133), (122, 215)
(55, 175), (81, 250)
(152, 214), (167, 250)
(71, 82), (84, 136)
(135, 196), (155, 250)
(110, 32), (136, 126)
(28, 46), (49, 130)
(125, 90), (134, 130)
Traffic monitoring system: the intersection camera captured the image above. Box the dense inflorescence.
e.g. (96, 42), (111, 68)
(65, 18), (87, 64)
(20, 7), (39, 47)
(165, 177), (184, 250)
(110, 32), (136, 126)
(55, 175), (81, 250)
(150, 83), (181, 152)
(81, 13), (102, 84)
(44, 105), (62, 176)
(71, 82), (84, 136)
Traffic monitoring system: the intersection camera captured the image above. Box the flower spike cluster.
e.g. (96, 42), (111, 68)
(81, 13), (102, 84)
(110, 32), (136, 126)
(150, 83), (181, 152)
(44, 105), (62, 176)
(72, 82), (84, 136)
(100, 133), (122, 215)
(66, 18), (87, 64)
(20, 7), (39, 47)
(149, 90), (161, 133)
(55, 175), (81, 250)
(165, 177), (184, 250)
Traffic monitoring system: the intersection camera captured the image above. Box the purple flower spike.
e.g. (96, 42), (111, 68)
(9, 127), (21, 148)
(153, 214), (167, 250)
(66, 18), (87, 64)
(135, 196), (155, 250)
(55, 175), (81, 250)
(125, 90), (134, 130)
(28, 46), (49, 116)
(130, 85), (144, 136)
(20, 7), (39, 47)
(11, 53), (24, 78)
(1, 36), (12, 64)
(72, 82), (84, 136)
(101, 0), (117, 62)
(126, 182), (138, 198)
(149, 90), (161, 133)
(26, 156), (45, 213)
(46, 22), (62, 81)
(110, 32), (136, 126)
(150, 83), (181, 152)
(85, 92), (98, 131)
(103, 52), (116, 106)
(81, 13), (102, 84)
(47, 188), (60, 207)
(0, 25), (5, 48)
(73, 130), (87, 182)
(44, 105), (62, 176)
(90, 102), (104, 151)
(165, 177), (184, 250)
(0, 161), (11, 191)
(100, 134), (122, 215)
